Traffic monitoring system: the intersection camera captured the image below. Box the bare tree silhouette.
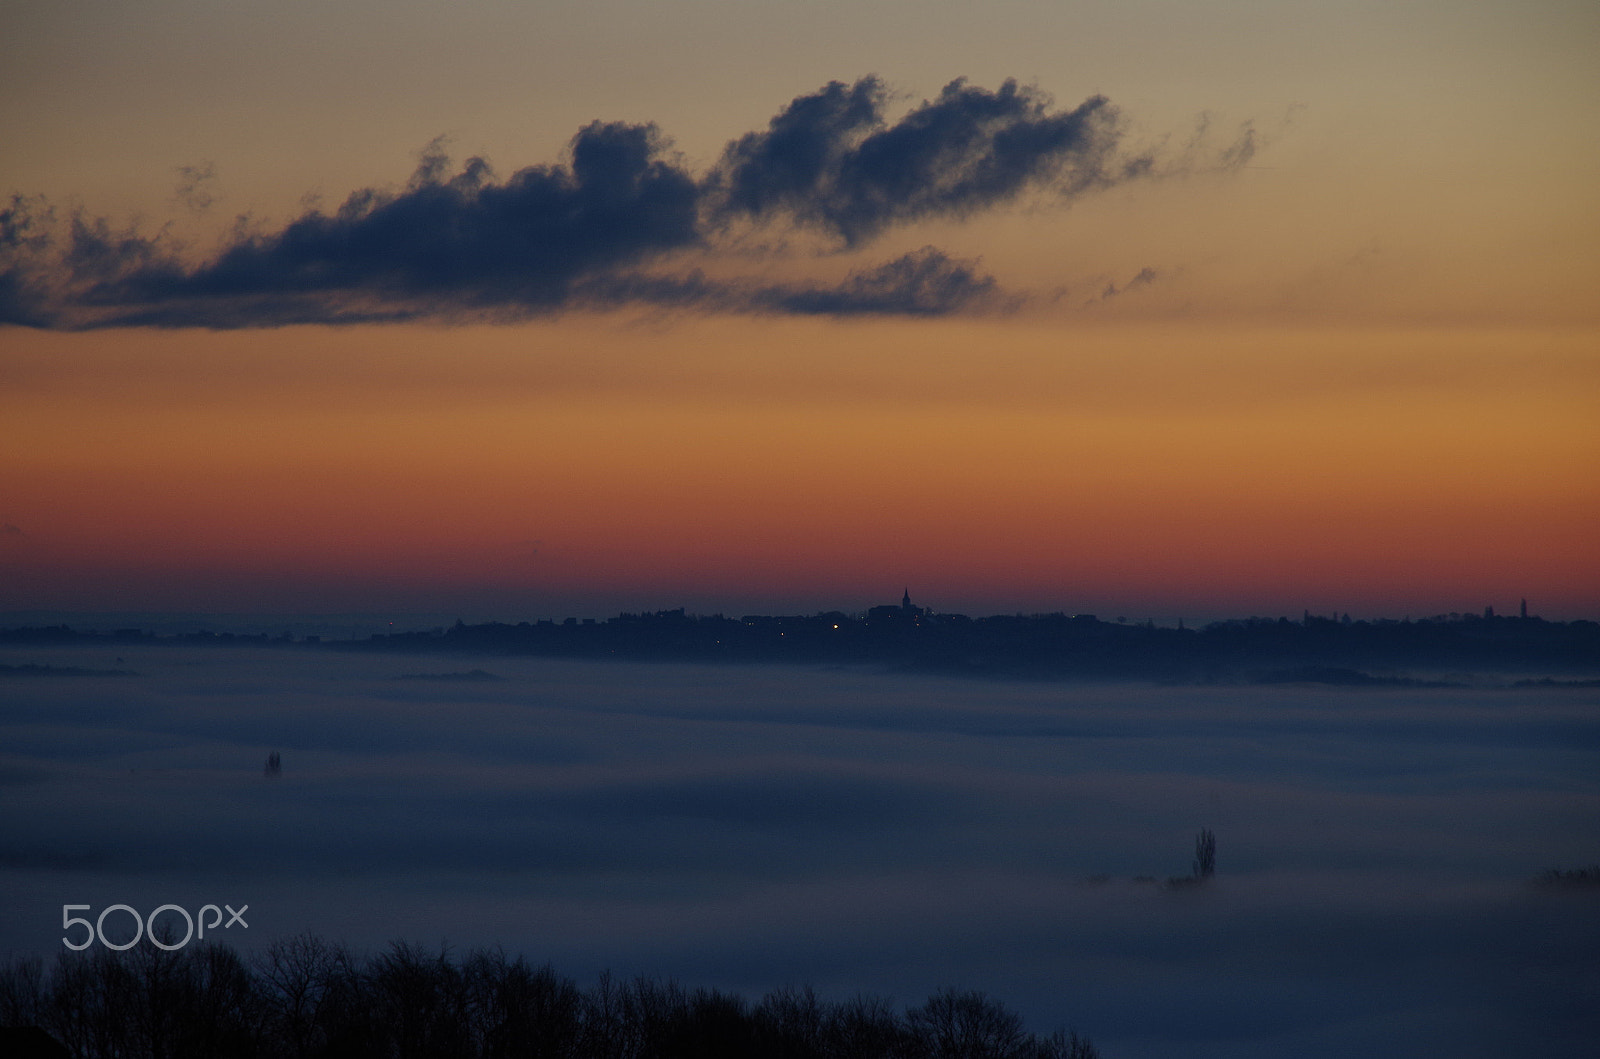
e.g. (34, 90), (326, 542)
(5, 937), (1104, 1058)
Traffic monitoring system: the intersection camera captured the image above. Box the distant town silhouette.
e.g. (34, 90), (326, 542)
(6, 593), (1597, 682)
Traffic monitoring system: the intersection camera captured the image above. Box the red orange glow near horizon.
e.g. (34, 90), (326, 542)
(3, 318), (1595, 622)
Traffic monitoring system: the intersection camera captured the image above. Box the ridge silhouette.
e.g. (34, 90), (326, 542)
(6, 596), (1595, 680)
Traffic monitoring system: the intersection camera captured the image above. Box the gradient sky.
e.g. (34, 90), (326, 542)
(3, 0), (1597, 621)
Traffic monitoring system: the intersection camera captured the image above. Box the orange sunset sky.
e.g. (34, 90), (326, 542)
(2, 0), (1597, 621)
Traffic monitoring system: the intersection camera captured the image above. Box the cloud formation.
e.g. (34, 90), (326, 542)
(0, 77), (1236, 329)
(173, 162), (218, 213)
(62, 123), (702, 328)
(712, 77), (1129, 246)
(580, 246), (1006, 317)
(755, 246), (1007, 316)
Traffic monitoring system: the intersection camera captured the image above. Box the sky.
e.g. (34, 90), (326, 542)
(3, 0), (1599, 622)
(2, 646), (1597, 1056)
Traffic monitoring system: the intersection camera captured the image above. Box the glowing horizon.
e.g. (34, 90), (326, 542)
(2, 2), (1597, 622)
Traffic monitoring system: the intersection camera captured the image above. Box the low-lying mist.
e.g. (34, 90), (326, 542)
(2, 643), (1595, 1057)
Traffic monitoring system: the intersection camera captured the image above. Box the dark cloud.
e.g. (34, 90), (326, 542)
(582, 246), (1005, 317)
(0, 266), (48, 328)
(2, 122), (702, 329)
(102, 121), (702, 319)
(173, 162), (217, 212)
(0, 195), (59, 328)
(712, 76), (1131, 245)
(0, 77), (1230, 329)
(1098, 266), (1160, 301)
(755, 246), (1007, 316)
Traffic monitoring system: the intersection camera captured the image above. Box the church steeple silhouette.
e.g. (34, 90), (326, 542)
(868, 589), (923, 622)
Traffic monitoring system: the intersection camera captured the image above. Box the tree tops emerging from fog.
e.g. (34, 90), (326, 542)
(0, 934), (1099, 1059)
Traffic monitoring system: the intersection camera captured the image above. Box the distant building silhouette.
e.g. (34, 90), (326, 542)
(868, 589), (925, 621)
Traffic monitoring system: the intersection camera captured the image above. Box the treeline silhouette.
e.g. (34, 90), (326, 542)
(5, 602), (1597, 679)
(381, 608), (1600, 678)
(0, 935), (1099, 1059)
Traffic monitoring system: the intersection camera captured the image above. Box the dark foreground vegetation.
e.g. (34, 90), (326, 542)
(1, 935), (1099, 1059)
